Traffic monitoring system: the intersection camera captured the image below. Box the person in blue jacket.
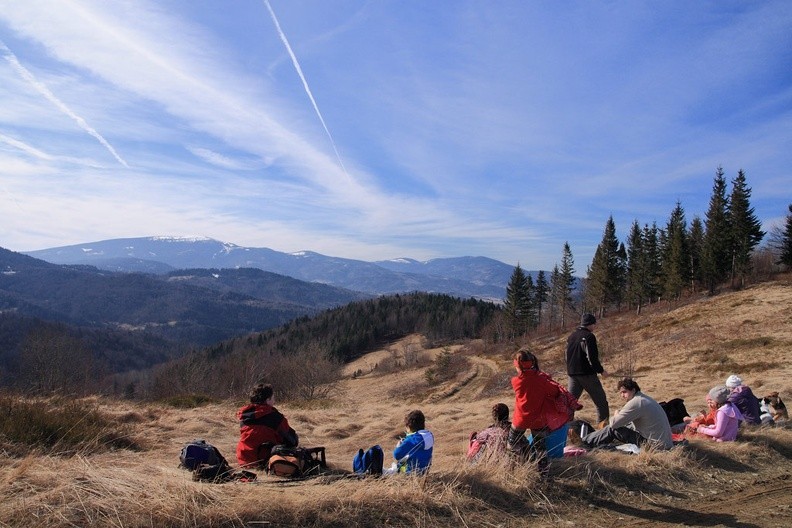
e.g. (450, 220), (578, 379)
(392, 409), (434, 474)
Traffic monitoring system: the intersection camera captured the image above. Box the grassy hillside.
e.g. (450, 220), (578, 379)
(1, 278), (791, 527)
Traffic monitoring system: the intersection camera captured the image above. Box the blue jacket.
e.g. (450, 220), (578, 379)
(393, 430), (434, 474)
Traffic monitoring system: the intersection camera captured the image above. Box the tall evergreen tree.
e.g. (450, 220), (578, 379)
(778, 204), (792, 268)
(688, 216), (705, 291)
(661, 201), (690, 301)
(642, 222), (662, 303)
(585, 216), (621, 317)
(549, 264), (561, 329)
(558, 242), (576, 328)
(503, 264), (531, 339)
(702, 167), (731, 293)
(615, 241), (628, 310)
(535, 270), (549, 326)
(626, 220), (646, 314)
(728, 169), (765, 287)
(525, 273), (538, 329)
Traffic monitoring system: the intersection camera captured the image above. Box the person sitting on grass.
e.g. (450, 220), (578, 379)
(236, 384), (298, 469)
(725, 375), (761, 426)
(681, 391), (719, 436)
(467, 403), (511, 462)
(695, 386), (744, 442)
(507, 348), (580, 474)
(582, 377), (673, 450)
(390, 409), (434, 475)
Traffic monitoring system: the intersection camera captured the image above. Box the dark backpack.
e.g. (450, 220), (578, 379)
(353, 444), (384, 475)
(660, 398), (690, 426)
(179, 439), (225, 470)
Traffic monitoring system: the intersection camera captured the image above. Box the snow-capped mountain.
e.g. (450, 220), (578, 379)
(26, 237), (519, 300)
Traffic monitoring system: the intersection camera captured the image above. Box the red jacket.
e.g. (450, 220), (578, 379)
(236, 403), (297, 467)
(511, 369), (574, 431)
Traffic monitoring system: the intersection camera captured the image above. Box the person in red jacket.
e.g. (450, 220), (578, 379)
(507, 348), (580, 473)
(236, 384), (298, 468)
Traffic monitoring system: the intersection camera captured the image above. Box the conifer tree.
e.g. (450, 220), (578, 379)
(535, 270), (549, 326)
(778, 204), (792, 268)
(549, 264), (561, 329)
(586, 216), (622, 317)
(626, 220), (646, 314)
(728, 169), (765, 287)
(688, 216), (705, 291)
(642, 222), (662, 303)
(503, 264), (530, 339)
(661, 201), (690, 300)
(702, 167), (731, 293)
(558, 242), (576, 328)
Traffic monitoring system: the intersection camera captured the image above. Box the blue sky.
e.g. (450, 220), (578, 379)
(1, 1), (790, 271)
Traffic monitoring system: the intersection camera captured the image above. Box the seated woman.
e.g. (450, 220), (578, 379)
(508, 348), (580, 472)
(695, 386), (744, 442)
(467, 403), (511, 462)
(236, 384), (298, 469)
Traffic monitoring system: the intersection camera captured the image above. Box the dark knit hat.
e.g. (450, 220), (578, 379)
(581, 313), (597, 326)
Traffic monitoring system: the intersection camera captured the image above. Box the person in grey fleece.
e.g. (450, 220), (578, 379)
(582, 377), (673, 450)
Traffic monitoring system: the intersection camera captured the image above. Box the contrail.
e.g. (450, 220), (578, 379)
(0, 40), (129, 168)
(263, 0), (348, 177)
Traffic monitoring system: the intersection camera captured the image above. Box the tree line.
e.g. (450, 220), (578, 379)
(503, 167), (789, 335)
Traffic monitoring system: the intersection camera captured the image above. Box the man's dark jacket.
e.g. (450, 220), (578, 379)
(565, 326), (604, 376)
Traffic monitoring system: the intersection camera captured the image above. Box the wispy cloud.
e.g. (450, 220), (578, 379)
(0, 39), (129, 168)
(263, 0), (348, 178)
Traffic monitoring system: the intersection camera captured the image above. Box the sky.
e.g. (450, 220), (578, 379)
(0, 1), (790, 271)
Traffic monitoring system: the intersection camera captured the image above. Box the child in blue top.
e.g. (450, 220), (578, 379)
(392, 409), (434, 474)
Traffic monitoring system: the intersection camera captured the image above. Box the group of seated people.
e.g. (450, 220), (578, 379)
(235, 383), (434, 474)
(235, 370), (764, 476)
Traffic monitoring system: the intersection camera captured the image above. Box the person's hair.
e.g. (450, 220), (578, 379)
(514, 348), (539, 371)
(492, 403), (509, 423)
(405, 409), (426, 432)
(249, 383), (274, 404)
(617, 377), (640, 393)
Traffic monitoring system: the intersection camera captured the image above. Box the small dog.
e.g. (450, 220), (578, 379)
(762, 392), (788, 423)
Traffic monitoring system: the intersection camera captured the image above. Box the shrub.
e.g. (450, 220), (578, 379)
(0, 393), (141, 456)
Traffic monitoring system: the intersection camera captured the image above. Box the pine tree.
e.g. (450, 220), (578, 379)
(535, 270), (549, 326)
(728, 169), (765, 288)
(702, 167), (731, 293)
(549, 264), (561, 329)
(626, 220), (646, 314)
(688, 216), (705, 291)
(558, 242), (576, 328)
(661, 201), (690, 301)
(778, 204), (792, 267)
(642, 222), (662, 303)
(586, 216), (622, 317)
(503, 264), (531, 339)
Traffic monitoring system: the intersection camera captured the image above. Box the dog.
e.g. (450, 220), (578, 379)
(762, 392), (788, 423)
(759, 399), (775, 425)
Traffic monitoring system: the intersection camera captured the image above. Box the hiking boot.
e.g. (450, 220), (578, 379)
(597, 420), (608, 430)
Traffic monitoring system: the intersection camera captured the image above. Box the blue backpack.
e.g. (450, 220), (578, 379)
(353, 444), (384, 475)
(179, 439), (226, 471)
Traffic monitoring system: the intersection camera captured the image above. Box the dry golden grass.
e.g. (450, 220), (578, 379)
(2, 278), (792, 527)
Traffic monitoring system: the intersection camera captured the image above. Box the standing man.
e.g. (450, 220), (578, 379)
(566, 313), (609, 425)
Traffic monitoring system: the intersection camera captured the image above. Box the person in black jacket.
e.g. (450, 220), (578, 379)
(565, 313), (609, 424)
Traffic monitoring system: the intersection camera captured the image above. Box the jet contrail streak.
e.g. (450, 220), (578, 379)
(263, 0), (348, 177)
(0, 40), (129, 168)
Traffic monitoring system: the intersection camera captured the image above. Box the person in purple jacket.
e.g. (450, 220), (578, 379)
(696, 386), (744, 441)
(725, 375), (761, 425)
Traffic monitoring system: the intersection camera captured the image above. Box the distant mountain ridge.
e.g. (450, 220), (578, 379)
(26, 237), (524, 300)
(0, 246), (366, 365)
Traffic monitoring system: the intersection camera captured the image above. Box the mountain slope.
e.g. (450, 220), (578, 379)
(25, 237), (512, 298)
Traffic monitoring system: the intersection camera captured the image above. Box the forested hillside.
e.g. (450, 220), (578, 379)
(136, 292), (501, 400)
